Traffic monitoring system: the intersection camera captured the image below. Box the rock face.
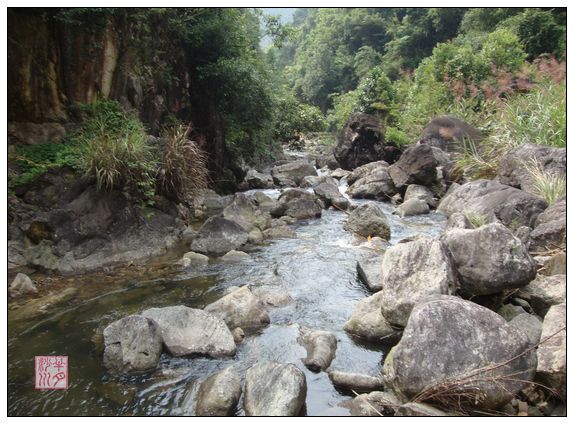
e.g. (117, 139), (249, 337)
(388, 144), (451, 188)
(313, 180), (349, 210)
(356, 257), (383, 292)
(141, 306), (236, 357)
(517, 274), (565, 317)
(529, 198), (566, 251)
(497, 143), (566, 196)
(536, 303), (566, 399)
(334, 113), (401, 170)
(195, 367), (242, 416)
(102, 315), (162, 374)
(339, 391), (399, 416)
(344, 292), (397, 343)
(346, 161), (397, 200)
(271, 160), (317, 187)
(383, 296), (537, 410)
(204, 286), (270, 332)
(244, 169), (273, 189)
(438, 179), (548, 229)
(394, 198), (430, 217)
(190, 217), (249, 256)
(441, 223), (536, 296)
(328, 371), (385, 393)
(380, 237), (458, 327)
(298, 327), (337, 372)
(344, 203), (391, 239)
(9, 273), (37, 295)
(243, 362), (307, 416)
(222, 193), (271, 233)
(418, 116), (483, 153)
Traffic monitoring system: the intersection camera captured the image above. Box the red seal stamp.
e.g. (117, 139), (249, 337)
(35, 356), (68, 389)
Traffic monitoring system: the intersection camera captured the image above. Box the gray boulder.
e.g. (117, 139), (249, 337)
(273, 189), (323, 220)
(404, 184), (437, 208)
(510, 313), (543, 346)
(195, 367), (242, 416)
(244, 169), (273, 189)
(346, 161), (397, 201)
(204, 286), (270, 332)
(299, 175), (333, 189)
(103, 315), (162, 374)
(536, 303), (566, 399)
(356, 256), (383, 292)
(380, 237), (458, 327)
(222, 193), (271, 233)
(497, 144), (566, 196)
(192, 189), (234, 220)
(271, 160), (317, 187)
(298, 327), (337, 372)
(517, 274), (565, 317)
(339, 391), (400, 416)
(343, 292), (397, 343)
(141, 306), (236, 357)
(418, 116), (483, 153)
(9, 273), (37, 295)
(251, 192), (278, 214)
(314, 180), (349, 210)
(344, 203), (391, 239)
(243, 362), (307, 416)
(328, 371), (385, 393)
(438, 179), (548, 229)
(383, 296), (537, 410)
(330, 168), (351, 179)
(220, 250), (251, 263)
(445, 212), (472, 230)
(190, 217), (249, 256)
(251, 286), (293, 307)
(388, 144), (451, 188)
(394, 198), (430, 217)
(441, 223), (536, 296)
(529, 198), (566, 252)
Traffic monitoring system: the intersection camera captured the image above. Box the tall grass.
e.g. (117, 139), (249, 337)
(524, 158), (566, 205)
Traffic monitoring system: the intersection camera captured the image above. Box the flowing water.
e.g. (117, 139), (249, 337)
(8, 180), (447, 416)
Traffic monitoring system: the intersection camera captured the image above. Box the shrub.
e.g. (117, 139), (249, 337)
(480, 29), (526, 73)
(275, 94), (327, 142)
(158, 124), (209, 202)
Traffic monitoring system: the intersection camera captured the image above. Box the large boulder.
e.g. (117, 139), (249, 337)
(438, 179), (548, 229)
(394, 198), (429, 217)
(102, 315), (163, 374)
(380, 237), (458, 327)
(344, 203), (391, 239)
(243, 362), (307, 416)
(441, 223), (536, 296)
(517, 274), (566, 317)
(244, 169), (273, 189)
(297, 327), (337, 372)
(141, 306), (236, 357)
(344, 292), (397, 343)
(383, 296), (537, 410)
(328, 371), (385, 393)
(273, 189), (322, 220)
(313, 180), (349, 210)
(388, 144), (451, 189)
(529, 198), (566, 252)
(204, 286), (270, 332)
(334, 113), (401, 170)
(356, 256), (383, 292)
(195, 367), (242, 416)
(346, 161), (397, 200)
(271, 160), (317, 187)
(403, 184), (437, 208)
(192, 189), (234, 220)
(418, 116), (483, 153)
(190, 217), (249, 256)
(509, 313), (543, 347)
(497, 144), (566, 196)
(222, 193), (271, 233)
(536, 303), (566, 399)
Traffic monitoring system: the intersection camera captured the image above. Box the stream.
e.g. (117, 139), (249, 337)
(8, 177), (447, 416)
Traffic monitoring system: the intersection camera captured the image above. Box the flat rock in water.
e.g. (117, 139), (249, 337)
(339, 391), (400, 416)
(103, 315), (162, 374)
(344, 203), (391, 239)
(204, 286), (270, 332)
(536, 303), (566, 399)
(298, 327), (337, 372)
(190, 216), (248, 256)
(243, 362), (307, 416)
(251, 286), (293, 307)
(220, 250), (251, 262)
(328, 371), (385, 393)
(356, 256), (383, 292)
(271, 160), (317, 187)
(195, 367), (242, 416)
(346, 161), (397, 201)
(141, 306), (236, 357)
(344, 292), (397, 343)
(394, 198), (430, 217)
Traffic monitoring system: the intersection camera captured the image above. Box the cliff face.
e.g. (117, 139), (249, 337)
(8, 9), (191, 137)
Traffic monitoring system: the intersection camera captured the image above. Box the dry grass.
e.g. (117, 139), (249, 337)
(523, 158), (566, 205)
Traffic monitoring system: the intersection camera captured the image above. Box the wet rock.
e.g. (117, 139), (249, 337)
(438, 179), (548, 229)
(251, 286), (293, 307)
(9, 287), (78, 321)
(388, 144), (451, 188)
(298, 327), (337, 372)
(274, 189), (322, 220)
(344, 292), (397, 343)
(271, 160), (317, 187)
(510, 313), (543, 346)
(96, 381), (137, 405)
(223, 193), (271, 233)
(328, 371), (385, 393)
(404, 184), (437, 208)
(331, 168), (351, 179)
(394, 198), (429, 217)
(339, 391), (400, 416)
(418, 116), (483, 153)
(299, 175), (334, 189)
(141, 306), (236, 358)
(190, 217), (249, 256)
(102, 315), (162, 374)
(497, 144), (566, 196)
(24, 239), (59, 271)
(380, 236), (458, 327)
(356, 257), (383, 292)
(334, 113), (400, 170)
(445, 212), (472, 230)
(263, 226), (297, 239)
(314, 180), (349, 210)
(536, 303), (566, 399)
(231, 327), (245, 344)
(396, 402), (450, 416)
(204, 286), (270, 332)
(195, 367), (242, 416)
(344, 203), (390, 239)
(441, 223), (536, 296)
(346, 160), (397, 201)
(180, 251), (209, 266)
(383, 296), (537, 410)
(244, 169), (273, 189)
(221, 250), (250, 263)
(9, 273), (37, 296)
(529, 198), (566, 252)
(243, 362), (307, 416)
(517, 274), (565, 317)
